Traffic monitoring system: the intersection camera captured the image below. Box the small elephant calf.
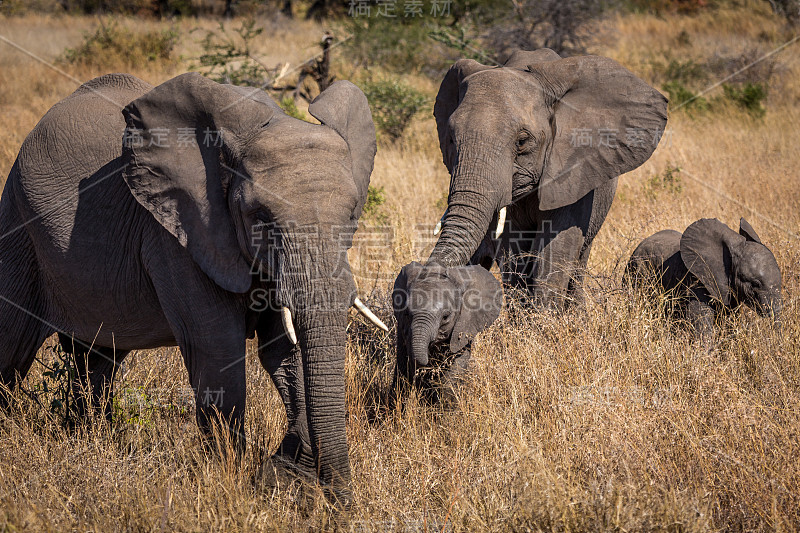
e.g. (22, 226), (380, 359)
(625, 218), (781, 341)
(392, 262), (503, 403)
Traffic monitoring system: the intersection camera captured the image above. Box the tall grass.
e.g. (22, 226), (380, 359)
(0, 8), (798, 530)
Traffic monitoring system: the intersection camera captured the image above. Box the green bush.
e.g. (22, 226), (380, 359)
(361, 79), (428, 141)
(279, 97), (308, 121)
(663, 58), (707, 85)
(340, 1), (457, 75)
(19, 345), (80, 429)
(645, 164), (682, 200)
(361, 185), (389, 224)
(722, 82), (768, 117)
(662, 80), (709, 113)
(191, 20), (267, 86)
(61, 20), (178, 69)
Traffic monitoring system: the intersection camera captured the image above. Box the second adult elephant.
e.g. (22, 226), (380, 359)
(430, 48), (668, 309)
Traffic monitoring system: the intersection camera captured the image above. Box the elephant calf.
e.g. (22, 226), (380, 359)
(625, 218), (781, 341)
(392, 262), (502, 403)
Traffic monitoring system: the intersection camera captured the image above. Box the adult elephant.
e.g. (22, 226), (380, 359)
(430, 48), (668, 309)
(0, 72), (384, 500)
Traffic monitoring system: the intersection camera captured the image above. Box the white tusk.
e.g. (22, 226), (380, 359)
(281, 307), (298, 345)
(353, 297), (389, 332)
(494, 206), (507, 239)
(433, 213), (445, 236)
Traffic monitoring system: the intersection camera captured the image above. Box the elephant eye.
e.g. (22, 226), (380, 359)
(254, 212), (271, 224)
(516, 131), (534, 152)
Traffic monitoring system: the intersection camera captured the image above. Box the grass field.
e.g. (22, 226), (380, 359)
(0, 4), (799, 530)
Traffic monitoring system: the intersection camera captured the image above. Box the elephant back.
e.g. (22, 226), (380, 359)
(14, 74), (153, 240)
(626, 229), (684, 290)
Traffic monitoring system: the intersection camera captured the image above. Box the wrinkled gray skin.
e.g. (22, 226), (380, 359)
(0, 72), (377, 500)
(430, 48), (668, 309)
(625, 218), (782, 342)
(392, 262), (502, 403)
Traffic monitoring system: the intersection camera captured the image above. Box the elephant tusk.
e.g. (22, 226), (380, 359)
(433, 213), (445, 236)
(495, 206), (507, 239)
(353, 297), (389, 332)
(281, 307), (298, 345)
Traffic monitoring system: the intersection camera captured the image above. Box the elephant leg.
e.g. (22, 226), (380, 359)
(145, 250), (247, 454)
(58, 334), (128, 422)
(0, 223), (53, 404)
(528, 225), (585, 310)
(566, 241), (593, 308)
(686, 299), (715, 348)
(255, 311), (314, 471)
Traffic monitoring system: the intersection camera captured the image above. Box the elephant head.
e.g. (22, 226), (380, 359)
(680, 218), (782, 320)
(392, 262), (502, 386)
(121, 73), (376, 490)
(429, 48), (668, 266)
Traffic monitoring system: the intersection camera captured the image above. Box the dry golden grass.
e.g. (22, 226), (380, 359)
(1, 6), (799, 530)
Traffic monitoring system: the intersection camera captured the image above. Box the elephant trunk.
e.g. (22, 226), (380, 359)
(410, 313), (438, 367)
(279, 232), (355, 501)
(428, 138), (513, 267)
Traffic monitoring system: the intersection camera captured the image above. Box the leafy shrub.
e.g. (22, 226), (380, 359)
(61, 20), (178, 69)
(663, 59), (707, 85)
(192, 20), (267, 86)
(620, 0), (711, 14)
(428, 25), (497, 64)
(361, 79), (428, 141)
(662, 81), (709, 113)
(341, 8), (454, 75)
(18, 345), (80, 428)
(279, 97), (308, 121)
(722, 82), (768, 117)
(481, 0), (611, 57)
(645, 164), (682, 199)
(361, 185), (389, 225)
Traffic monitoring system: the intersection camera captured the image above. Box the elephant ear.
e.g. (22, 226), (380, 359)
(392, 261), (424, 318)
(122, 72), (278, 293)
(308, 81), (377, 218)
(680, 218), (744, 304)
(450, 266), (502, 353)
(526, 56), (668, 211)
(739, 217), (762, 243)
(503, 48), (561, 68)
(434, 59), (494, 170)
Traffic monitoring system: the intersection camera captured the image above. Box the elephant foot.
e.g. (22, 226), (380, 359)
(270, 433), (352, 510)
(272, 431), (315, 473)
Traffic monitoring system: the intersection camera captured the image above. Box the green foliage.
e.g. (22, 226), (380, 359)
(360, 78), (428, 141)
(113, 387), (157, 427)
(280, 97), (308, 121)
(645, 164), (683, 199)
(343, 19), (445, 74)
(662, 59), (707, 85)
(428, 25), (496, 64)
(362, 185), (389, 224)
(662, 81), (709, 113)
(435, 193), (448, 212)
(722, 82), (768, 117)
(61, 20), (178, 69)
(191, 19), (268, 86)
(620, 0), (712, 14)
(26, 345), (80, 428)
